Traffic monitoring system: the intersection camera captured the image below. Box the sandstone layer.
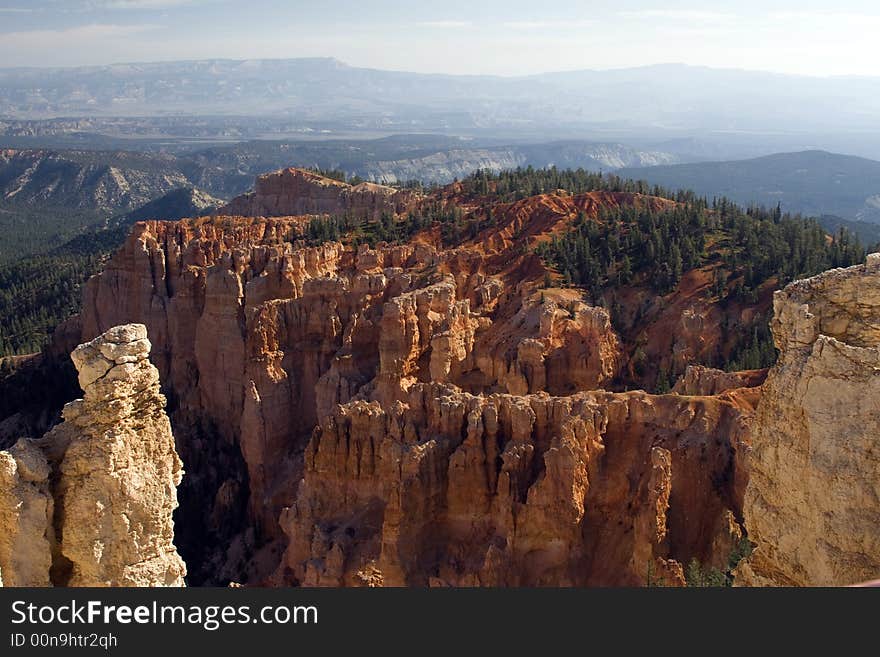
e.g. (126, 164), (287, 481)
(737, 254), (880, 586)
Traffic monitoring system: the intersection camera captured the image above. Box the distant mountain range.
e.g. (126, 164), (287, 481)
(620, 151), (880, 226)
(3, 59), (880, 159)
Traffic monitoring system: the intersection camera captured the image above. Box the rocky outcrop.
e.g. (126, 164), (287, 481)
(0, 439), (53, 587)
(470, 292), (622, 396)
(20, 162), (880, 587)
(220, 168), (418, 220)
(673, 365), (767, 396)
(0, 325), (186, 587)
(737, 254), (880, 586)
(46, 324), (186, 586)
(76, 213), (634, 579)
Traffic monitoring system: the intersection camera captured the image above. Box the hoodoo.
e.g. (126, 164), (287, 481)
(0, 324), (186, 587)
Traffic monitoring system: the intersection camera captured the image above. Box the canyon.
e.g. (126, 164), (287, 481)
(1, 167), (877, 586)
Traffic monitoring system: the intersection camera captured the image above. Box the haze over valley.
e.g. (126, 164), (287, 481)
(4, 58), (880, 160)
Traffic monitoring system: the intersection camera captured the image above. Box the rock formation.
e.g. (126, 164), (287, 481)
(672, 365), (767, 396)
(60, 169), (780, 585)
(0, 439), (53, 587)
(736, 254), (880, 586)
(0, 324), (186, 587)
(276, 385), (755, 586)
(220, 167), (418, 219)
(12, 167), (874, 587)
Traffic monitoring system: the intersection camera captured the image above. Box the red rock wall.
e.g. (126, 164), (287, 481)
(276, 385), (755, 586)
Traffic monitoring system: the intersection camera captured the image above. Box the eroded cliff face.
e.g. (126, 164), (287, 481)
(276, 384), (755, 586)
(65, 170), (771, 585)
(0, 324), (185, 587)
(737, 254), (880, 586)
(77, 215), (638, 581)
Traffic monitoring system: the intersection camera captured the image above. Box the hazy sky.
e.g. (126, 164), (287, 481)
(1, 0), (879, 77)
